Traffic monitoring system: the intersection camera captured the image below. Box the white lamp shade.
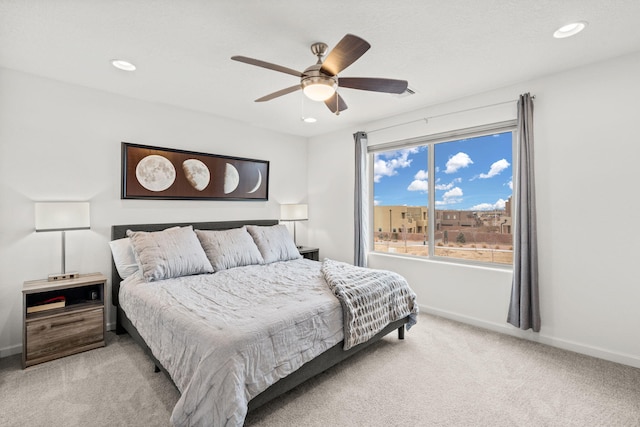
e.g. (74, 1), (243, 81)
(280, 204), (308, 221)
(35, 202), (91, 232)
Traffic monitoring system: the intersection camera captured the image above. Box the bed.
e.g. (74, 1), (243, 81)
(110, 219), (417, 426)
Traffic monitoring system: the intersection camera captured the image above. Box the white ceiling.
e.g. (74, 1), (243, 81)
(2, 1), (640, 138)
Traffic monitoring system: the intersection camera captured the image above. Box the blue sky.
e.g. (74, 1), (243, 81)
(373, 132), (513, 210)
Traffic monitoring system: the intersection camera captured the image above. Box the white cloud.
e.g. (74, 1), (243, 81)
(507, 179), (513, 190)
(374, 199), (381, 206)
(373, 148), (418, 182)
(435, 177), (461, 191)
(414, 169), (428, 180)
(373, 158), (394, 182)
(436, 198), (460, 206)
(436, 187), (463, 205)
(469, 203), (493, 210)
(479, 158), (510, 179)
(444, 152), (473, 174)
(470, 198), (506, 211)
(443, 187), (463, 198)
(407, 179), (428, 192)
(407, 169), (429, 193)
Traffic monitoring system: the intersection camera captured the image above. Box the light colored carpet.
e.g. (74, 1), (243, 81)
(1, 314), (639, 426)
(0, 331), (178, 426)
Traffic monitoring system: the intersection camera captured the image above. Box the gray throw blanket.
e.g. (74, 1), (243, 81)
(321, 259), (418, 350)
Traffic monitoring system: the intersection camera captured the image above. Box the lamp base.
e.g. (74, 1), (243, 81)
(48, 272), (80, 282)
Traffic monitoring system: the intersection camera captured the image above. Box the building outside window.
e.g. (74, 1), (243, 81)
(371, 122), (515, 266)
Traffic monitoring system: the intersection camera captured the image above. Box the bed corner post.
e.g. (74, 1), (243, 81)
(398, 325), (405, 340)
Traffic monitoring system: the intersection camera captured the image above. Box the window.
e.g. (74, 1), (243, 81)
(371, 122), (515, 266)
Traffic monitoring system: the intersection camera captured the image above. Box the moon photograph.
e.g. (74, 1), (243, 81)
(135, 154), (176, 192)
(182, 158), (210, 191)
(123, 143), (269, 200)
(224, 163), (240, 194)
(248, 169), (262, 194)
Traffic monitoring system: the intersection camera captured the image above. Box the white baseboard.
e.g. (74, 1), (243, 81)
(0, 344), (22, 358)
(420, 304), (640, 369)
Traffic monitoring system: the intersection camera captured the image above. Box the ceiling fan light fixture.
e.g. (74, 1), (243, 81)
(233, 34), (405, 115)
(302, 76), (337, 101)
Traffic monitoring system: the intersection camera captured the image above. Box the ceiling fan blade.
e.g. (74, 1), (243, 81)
(255, 85), (301, 102)
(231, 55), (303, 77)
(324, 92), (348, 114)
(338, 77), (408, 94)
(320, 34), (371, 76)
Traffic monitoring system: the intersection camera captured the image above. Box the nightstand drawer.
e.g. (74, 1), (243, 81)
(25, 307), (104, 362)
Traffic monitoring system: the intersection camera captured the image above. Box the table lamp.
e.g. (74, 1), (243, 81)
(35, 202), (90, 281)
(280, 204), (308, 248)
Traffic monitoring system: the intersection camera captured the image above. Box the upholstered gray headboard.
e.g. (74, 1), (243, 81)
(110, 219), (278, 306)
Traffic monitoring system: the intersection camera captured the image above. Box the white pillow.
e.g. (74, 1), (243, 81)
(126, 225), (213, 282)
(246, 224), (302, 264)
(195, 227), (264, 271)
(109, 237), (139, 279)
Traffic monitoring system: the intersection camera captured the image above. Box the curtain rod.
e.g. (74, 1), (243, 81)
(366, 96), (535, 134)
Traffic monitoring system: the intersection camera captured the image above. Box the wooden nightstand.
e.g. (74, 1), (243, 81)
(298, 247), (319, 261)
(22, 272), (107, 368)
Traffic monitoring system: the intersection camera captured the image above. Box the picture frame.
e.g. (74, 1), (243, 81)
(121, 142), (269, 201)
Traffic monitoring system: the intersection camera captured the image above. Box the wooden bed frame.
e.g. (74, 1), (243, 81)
(111, 219), (409, 412)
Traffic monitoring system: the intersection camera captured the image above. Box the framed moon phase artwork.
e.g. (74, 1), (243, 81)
(121, 142), (269, 201)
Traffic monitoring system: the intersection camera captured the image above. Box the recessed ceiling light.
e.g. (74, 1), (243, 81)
(111, 59), (136, 71)
(302, 117), (317, 123)
(553, 21), (587, 39)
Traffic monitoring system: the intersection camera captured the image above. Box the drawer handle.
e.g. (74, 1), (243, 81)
(51, 317), (85, 328)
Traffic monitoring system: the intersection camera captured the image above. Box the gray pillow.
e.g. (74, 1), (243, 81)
(126, 225), (213, 282)
(246, 224), (302, 264)
(195, 227), (264, 271)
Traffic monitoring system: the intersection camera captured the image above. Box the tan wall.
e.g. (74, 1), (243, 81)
(373, 206), (428, 234)
(374, 205), (512, 237)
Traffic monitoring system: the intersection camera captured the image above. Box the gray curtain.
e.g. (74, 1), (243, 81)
(354, 131), (369, 267)
(507, 93), (540, 331)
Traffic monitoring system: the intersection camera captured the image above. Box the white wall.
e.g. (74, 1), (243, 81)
(4, 51), (640, 368)
(0, 68), (308, 356)
(308, 51), (640, 368)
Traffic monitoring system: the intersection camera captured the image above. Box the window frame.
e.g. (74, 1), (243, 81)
(368, 120), (517, 268)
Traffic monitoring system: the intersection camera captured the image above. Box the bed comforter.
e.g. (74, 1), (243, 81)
(119, 258), (343, 427)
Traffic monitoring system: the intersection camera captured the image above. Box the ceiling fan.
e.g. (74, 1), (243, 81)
(231, 34), (408, 115)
